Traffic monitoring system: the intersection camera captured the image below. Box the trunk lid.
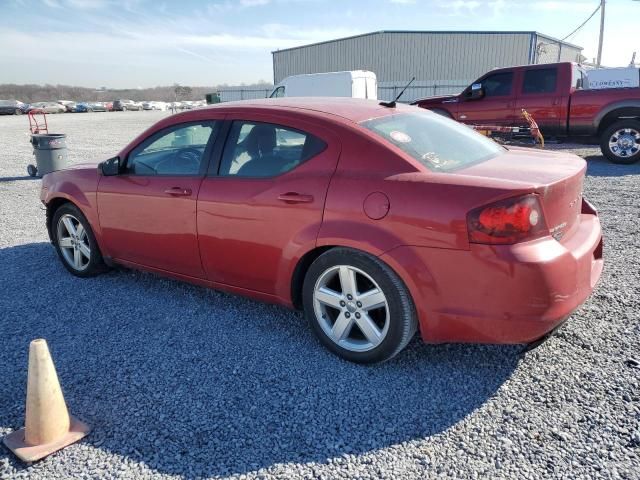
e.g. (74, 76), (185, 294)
(457, 147), (586, 242)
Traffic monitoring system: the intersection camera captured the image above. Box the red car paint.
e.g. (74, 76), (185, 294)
(412, 62), (640, 139)
(40, 98), (603, 345)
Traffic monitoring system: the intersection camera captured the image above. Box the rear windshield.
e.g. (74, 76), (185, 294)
(0, 100), (14, 106)
(361, 111), (504, 172)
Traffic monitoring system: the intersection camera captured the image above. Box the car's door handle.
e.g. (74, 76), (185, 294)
(277, 192), (314, 204)
(164, 187), (192, 196)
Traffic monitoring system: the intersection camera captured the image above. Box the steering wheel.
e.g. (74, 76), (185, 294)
(131, 158), (157, 174)
(155, 147), (202, 174)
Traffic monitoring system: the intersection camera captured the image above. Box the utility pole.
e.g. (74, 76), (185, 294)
(596, 0), (605, 67)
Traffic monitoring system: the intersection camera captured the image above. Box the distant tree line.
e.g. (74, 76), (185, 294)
(0, 81), (273, 103)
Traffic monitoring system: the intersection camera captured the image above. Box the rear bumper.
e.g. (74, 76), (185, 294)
(382, 213), (603, 344)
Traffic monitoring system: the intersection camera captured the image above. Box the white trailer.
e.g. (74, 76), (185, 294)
(586, 67), (640, 90)
(269, 71), (378, 99)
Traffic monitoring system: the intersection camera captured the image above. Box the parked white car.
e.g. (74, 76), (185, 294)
(269, 70), (378, 99)
(142, 101), (168, 111)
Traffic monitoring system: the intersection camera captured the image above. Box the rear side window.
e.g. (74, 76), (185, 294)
(522, 68), (558, 94)
(481, 72), (513, 97)
(219, 121), (326, 177)
(361, 111), (504, 172)
(572, 65), (588, 90)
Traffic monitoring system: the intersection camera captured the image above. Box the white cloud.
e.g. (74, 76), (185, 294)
(41, 0), (61, 7)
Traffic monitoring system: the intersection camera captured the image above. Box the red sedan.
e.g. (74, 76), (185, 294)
(40, 98), (603, 363)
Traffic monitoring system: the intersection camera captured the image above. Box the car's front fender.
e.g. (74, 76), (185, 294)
(41, 168), (104, 252)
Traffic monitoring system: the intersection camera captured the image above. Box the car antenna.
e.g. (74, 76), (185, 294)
(379, 77), (415, 108)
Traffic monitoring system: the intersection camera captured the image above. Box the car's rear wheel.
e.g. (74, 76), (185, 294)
(303, 248), (417, 363)
(600, 120), (640, 164)
(52, 203), (107, 277)
(122, 106), (127, 112)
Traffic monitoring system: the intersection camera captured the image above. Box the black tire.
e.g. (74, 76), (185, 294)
(302, 247), (417, 364)
(51, 203), (107, 277)
(27, 164), (37, 177)
(122, 106), (127, 112)
(600, 120), (640, 164)
(14, 109), (22, 116)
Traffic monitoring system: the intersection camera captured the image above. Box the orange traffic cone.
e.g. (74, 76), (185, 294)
(3, 339), (90, 462)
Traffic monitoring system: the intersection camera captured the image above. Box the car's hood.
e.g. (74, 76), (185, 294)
(59, 161), (100, 172)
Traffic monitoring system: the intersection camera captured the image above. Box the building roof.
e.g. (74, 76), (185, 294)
(272, 30), (582, 54)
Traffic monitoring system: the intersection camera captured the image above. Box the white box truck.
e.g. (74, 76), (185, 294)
(586, 67), (640, 90)
(269, 71), (377, 99)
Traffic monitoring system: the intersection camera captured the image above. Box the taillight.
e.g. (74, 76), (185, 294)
(467, 194), (548, 245)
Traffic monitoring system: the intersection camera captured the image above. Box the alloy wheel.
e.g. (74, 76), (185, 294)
(609, 128), (640, 158)
(313, 265), (390, 352)
(56, 214), (91, 271)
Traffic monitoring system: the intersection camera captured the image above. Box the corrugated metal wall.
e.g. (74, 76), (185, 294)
(273, 32), (534, 85)
(218, 88), (272, 102)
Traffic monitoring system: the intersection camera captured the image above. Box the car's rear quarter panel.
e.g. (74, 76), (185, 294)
(318, 129), (542, 340)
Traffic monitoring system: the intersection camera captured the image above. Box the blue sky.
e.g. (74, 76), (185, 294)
(0, 0), (638, 88)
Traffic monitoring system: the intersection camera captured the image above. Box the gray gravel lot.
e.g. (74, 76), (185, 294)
(0, 111), (639, 479)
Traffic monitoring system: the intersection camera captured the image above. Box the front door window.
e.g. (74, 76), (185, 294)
(126, 122), (218, 176)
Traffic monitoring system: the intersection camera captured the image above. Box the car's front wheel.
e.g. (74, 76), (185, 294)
(303, 248), (417, 363)
(14, 109), (22, 115)
(52, 203), (107, 277)
(600, 120), (640, 164)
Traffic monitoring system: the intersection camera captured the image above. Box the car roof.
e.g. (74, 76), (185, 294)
(199, 97), (416, 124)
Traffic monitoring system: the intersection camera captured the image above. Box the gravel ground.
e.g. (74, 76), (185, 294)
(0, 112), (639, 479)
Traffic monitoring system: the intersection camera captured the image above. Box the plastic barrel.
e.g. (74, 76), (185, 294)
(30, 134), (69, 177)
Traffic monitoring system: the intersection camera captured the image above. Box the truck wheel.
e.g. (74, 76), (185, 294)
(600, 120), (640, 164)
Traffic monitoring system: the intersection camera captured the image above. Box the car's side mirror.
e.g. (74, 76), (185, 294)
(468, 83), (484, 100)
(100, 156), (121, 176)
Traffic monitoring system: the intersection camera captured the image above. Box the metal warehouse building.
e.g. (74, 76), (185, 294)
(272, 31), (583, 102)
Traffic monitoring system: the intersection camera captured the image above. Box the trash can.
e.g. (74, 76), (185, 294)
(28, 134), (69, 177)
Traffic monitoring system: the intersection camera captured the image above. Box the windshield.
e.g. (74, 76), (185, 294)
(361, 111), (504, 172)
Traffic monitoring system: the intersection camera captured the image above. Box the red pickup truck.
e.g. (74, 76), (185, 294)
(412, 62), (640, 164)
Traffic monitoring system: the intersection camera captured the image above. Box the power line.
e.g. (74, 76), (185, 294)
(562, 2), (601, 41)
